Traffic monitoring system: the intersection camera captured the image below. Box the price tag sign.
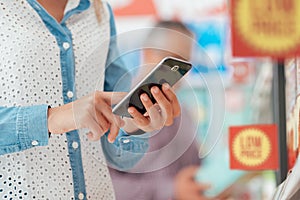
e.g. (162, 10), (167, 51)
(231, 0), (300, 57)
(229, 125), (279, 170)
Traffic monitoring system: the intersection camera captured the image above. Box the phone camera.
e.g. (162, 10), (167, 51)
(171, 65), (179, 71)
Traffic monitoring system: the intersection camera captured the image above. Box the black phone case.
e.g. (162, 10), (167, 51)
(112, 57), (192, 118)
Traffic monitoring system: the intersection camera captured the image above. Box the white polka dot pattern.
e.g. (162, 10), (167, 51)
(69, 3), (116, 200)
(0, 0), (115, 199)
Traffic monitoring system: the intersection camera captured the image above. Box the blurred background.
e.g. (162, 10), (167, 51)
(107, 0), (280, 199)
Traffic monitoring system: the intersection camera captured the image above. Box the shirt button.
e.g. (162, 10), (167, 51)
(123, 139), (130, 144)
(78, 192), (84, 200)
(72, 141), (79, 149)
(31, 140), (39, 146)
(67, 91), (74, 98)
(63, 42), (70, 50)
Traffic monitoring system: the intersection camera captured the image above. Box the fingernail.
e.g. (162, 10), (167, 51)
(163, 83), (170, 90)
(128, 108), (134, 114)
(108, 135), (115, 143)
(141, 94), (148, 101)
(152, 87), (159, 94)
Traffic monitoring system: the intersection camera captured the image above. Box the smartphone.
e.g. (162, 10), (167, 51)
(112, 57), (192, 118)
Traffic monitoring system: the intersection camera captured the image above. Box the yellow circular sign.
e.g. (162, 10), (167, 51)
(234, 0), (300, 54)
(232, 128), (271, 167)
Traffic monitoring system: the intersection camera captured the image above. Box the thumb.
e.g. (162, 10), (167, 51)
(101, 92), (127, 105)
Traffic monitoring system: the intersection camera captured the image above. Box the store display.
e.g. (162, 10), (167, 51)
(229, 125), (278, 170)
(231, 0), (300, 57)
(108, 0), (296, 198)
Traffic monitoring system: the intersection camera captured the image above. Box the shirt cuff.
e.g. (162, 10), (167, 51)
(17, 104), (49, 149)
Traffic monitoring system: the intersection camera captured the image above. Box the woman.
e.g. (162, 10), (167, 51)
(0, 0), (180, 199)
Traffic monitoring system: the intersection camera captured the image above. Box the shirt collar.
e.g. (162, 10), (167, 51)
(27, 0), (91, 23)
(64, 0), (81, 14)
(62, 0), (91, 23)
(64, 0), (93, 14)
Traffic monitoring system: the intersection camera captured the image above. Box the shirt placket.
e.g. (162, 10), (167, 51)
(26, 1), (90, 199)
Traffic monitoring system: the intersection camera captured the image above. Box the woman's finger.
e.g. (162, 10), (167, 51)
(147, 104), (165, 129)
(151, 86), (173, 126)
(87, 119), (104, 141)
(140, 93), (154, 112)
(128, 106), (150, 127)
(100, 91), (127, 105)
(140, 93), (163, 128)
(95, 99), (124, 128)
(162, 83), (181, 117)
(95, 111), (110, 133)
(107, 120), (120, 143)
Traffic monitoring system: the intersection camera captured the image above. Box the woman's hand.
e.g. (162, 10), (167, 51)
(121, 83), (181, 134)
(48, 83), (181, 142)
(47, 91), (126, 142)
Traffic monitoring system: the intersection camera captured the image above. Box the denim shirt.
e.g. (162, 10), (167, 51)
(0, 0), (148, 199)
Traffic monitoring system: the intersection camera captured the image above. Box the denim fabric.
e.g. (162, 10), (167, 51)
(0, 0), (148, 199)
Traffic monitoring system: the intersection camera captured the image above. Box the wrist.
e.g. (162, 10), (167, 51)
(48, 103), (76, 134)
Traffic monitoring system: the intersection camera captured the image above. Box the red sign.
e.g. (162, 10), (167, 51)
(229, 125), (279, 170)
(231, 0), (300, 57)
(113, 0), (157, 16)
